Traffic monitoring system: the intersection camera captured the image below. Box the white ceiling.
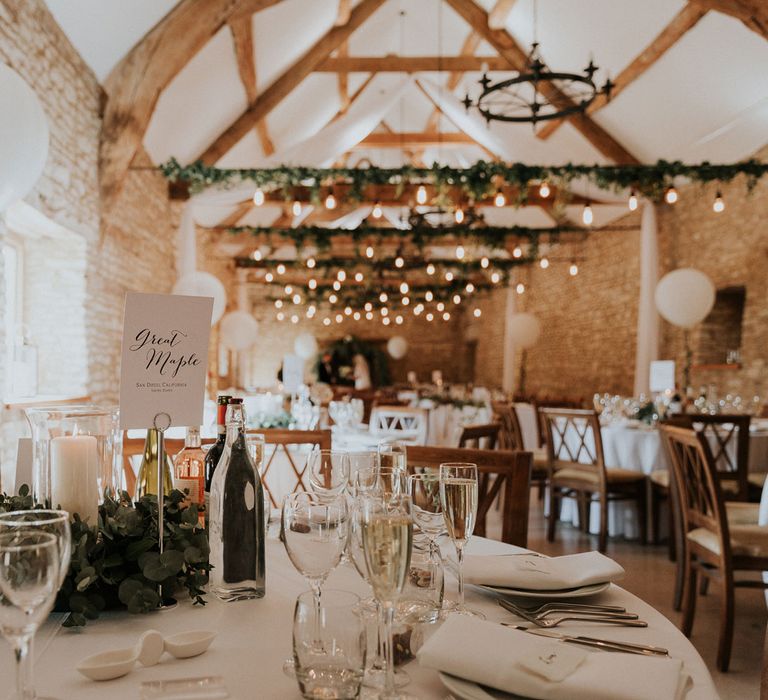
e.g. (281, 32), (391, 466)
(43, 0), (768, 170)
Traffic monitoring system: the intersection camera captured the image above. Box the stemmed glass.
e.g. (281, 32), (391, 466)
(378, 442), (406, 473)
(0, 530), (62, 700)
(439, 463), (484, 619)
(375, 467), (407, 500)
(281, 492), (348, 674)
(360, 493), (417, 700)
(307, 448), (350, 502)
(346, 451), (378, 497)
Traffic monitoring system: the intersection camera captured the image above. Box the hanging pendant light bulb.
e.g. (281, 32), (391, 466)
(712, 191), (725, 213)
(306, 257), (316, 269)
(253, 188), (265, 206)
(513, 246), (522, 258)
(426, 312), (434, 322)
(276, 311), (285, 321)
(324, 192), (337, 209)
(516, 282), (525, 294)
(372, 201), (383, 219)
(251, 249), (262, 261)
(436, 302), (445, 312)
(276, 263), (286, 275)
(444, 271), (454, 282)
(426, 263), (436, 275)
(454, 207), (465, 224)
(402, 296), (409, 306)
(628, 190), (638, 211)
(284, 284), (293, 295)
(332, 280), (341, 291)
(379, 292), (388, 303)
(382, 316), (391, 326)
(480, 256), (489, 268)
(354, 271), (364, 282)
(452, 294), (461, 305)
(425, 290), (434, 302)
(308, 278), (317, 290)
(455, 244), (465, 260)
(442, 311), (451, 321)
(395, 315), (404, 325)
(329, 293), (338, 304)
(274, 299), (283, 309)
(365, 245), (374, 259)
(291, 314), (299, 324)
(365, 311), (373, 320)
(292, 199), (302, 216)
(491, 271), (501, 284)
(540, 257), (550, 269)
(292, 293), (301, 305)
(416, 184), (428, 205)
(400, 282), (409, 294)
(569, 262), (579, 276)
(539, 181), (551, 198)
(465, 282), (475, 294)
(395, 256), (404, 268)
(494, 188), (506, 207)
(337, 269), (346, 282)
(323, 317), (331, 326)
(582, 204), (594, 226)
(265, 272), (274, 283)
(664, 186), (678, 204)
(364, 302), (373, 312)
(353, 311), (361, 321)
(473, 308), (482, 318)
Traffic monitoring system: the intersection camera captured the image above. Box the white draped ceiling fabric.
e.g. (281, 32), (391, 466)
(633, 202), (660, 396)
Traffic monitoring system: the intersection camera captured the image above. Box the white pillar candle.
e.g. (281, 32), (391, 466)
(50, 435), (100, 524)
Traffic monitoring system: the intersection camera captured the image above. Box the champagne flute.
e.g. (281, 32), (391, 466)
(307, 448), (350, 502)
(361, 494), (417, 700)
(378, 442), (406, 473)
(439, 463), (484, 618)
(0, 531), (61, 700)
(376, 467), (407, 500)
(282, 492), (348, 673)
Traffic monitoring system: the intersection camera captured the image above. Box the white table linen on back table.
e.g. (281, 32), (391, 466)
(422, 402), (492, 446)
(6, 536), (718, 699)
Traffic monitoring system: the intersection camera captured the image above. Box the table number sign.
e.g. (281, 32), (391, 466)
(119, 292), (213, 429)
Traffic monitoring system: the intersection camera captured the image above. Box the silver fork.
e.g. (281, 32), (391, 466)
(512, 614), (647, 629)
(510, 601), (626, 615)
(499, 599), (638, 620)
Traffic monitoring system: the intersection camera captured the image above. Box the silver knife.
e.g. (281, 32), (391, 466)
(502, 625), (669, 656)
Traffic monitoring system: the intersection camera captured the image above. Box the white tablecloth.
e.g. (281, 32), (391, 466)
(2, 536), (718, 699)
(422, 403), (492, 446)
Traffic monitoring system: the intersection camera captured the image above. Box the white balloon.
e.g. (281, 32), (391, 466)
(0, 63), (49, 212)
(219, 310), (259, 351)
(172, 271), (227, 325)
(294, 332), (318, 360)
(655, 268), (715, 328)
(387, 336), (408, 360)
(507, 312), (541, 349)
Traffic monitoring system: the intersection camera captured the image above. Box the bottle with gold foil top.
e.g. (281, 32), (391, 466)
(174, 427), (206, 525)
(209, 399), (265, 600)
(134, 428), (174, 502)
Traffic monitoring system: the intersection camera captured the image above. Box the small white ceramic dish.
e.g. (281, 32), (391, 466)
(439, 672), (519, 699)
(479, 581), (610, 600)
(76, 629), (165, 681)
(164, 630), (217, 659)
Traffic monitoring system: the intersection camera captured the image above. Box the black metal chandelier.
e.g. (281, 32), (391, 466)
(462, 42), (613, 125)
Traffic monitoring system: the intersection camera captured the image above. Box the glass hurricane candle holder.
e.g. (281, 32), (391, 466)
(25, 406), (121, 523)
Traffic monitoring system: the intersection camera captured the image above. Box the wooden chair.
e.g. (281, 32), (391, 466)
(406, 445), (533, 547)
(458, 423), (500, 450)
(532, 398), (584, 449)
(247, 428), (332, 507)
(369, 405), (429, 445)
(542, 408), (647, 552)
(493, 401), (549, 497)
(661, 425), (768, 672)
(122, 436), (185, 498)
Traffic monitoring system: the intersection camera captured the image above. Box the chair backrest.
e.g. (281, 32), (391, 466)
(540, 408), (606, 483)
(660, 425), (730, 562)
(369, 405), (428, 445)
(491, 401), (525, 451)
(247, 428), (332, 507)
(122, 436), (185, 498)
(532, 398), (584, 447)
(459, 423), (500, 450)
(663, 414), (750, 501)
(405, 445), (532, 547)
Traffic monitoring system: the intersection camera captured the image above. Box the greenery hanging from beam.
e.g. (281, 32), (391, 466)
(161, 157), (768, 202)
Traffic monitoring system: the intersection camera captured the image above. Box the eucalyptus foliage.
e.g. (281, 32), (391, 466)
(0, 487), (209, 627)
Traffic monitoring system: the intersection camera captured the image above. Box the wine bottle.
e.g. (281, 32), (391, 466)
(134, 429), (174, 502)
(204, 395), (231, 494)
(209, 398), (266, 600)
(174, 427), (206, 525)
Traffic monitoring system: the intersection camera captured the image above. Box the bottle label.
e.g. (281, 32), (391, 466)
(244, 482), (255, 511)
(177, 478), (201, 505)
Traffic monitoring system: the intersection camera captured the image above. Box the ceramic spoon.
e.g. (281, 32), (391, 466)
(77, 629), (164, 681)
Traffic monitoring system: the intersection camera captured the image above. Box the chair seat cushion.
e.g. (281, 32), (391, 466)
(553, 467), (645, 485)
(748, 473), (767, 489)
(726, 502), (760, 525)
(688, 520), (768, 558)
(649, 470), (669, 488)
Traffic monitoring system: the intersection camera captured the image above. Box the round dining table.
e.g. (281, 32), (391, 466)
(3, 534), (719, 699)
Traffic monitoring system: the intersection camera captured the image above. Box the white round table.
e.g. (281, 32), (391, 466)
(4, 536), (718, 699)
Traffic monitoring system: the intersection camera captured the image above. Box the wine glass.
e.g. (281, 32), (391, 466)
(439, 463), (484, 619)
(0, 530), (61, 700)
(282, 492), (348, 673)
(355, 467), (380, 498)
(378, 442), (406, 473)
(307, 448), (350, 502)
(347, 451), (378, 496)
(360, 493), (417, 700)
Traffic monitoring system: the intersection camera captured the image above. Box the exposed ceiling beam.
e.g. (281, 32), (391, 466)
(198, 0), (387, 165)
(99, 0), (284, 214)
(229, 13), (275, 156)
(487, 0), (518, 30)
(537, 2), (708, 140)
(218, 201), (256, 228)
(337, 42), (351, 112)
(354, 132), (476, 148)
(444, 0), (641, 164)
(335, 0), (352, 26)
(317, 55), (511, 72)
(692, 0), (768, 40)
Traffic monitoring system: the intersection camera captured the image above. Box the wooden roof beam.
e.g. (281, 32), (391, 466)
(354, 132), (477, 148)
(444, 0), (641, 164)
(100, 0), (284, 214)
(317, 55), (511, 72)
(487, 0), (518, 30)
(537, 2), (708, 140)
(198, 0), (387, 165)
(692, 0), (768, 40)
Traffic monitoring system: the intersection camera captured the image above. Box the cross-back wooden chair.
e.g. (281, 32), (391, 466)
(247, 428), (331, 507)
(533, 398), (583, 448)
(405, 445), (532, 547)
(122, 436), (186, 498)
(542, 408), (647, 552)
(369, 405), (428, 445)
(458, 423), (500, 450)
(661, 425), (768, 672)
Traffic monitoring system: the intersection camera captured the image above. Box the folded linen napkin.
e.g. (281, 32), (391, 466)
(462, 551), (624, 590)
(418, 616), (690, 700)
